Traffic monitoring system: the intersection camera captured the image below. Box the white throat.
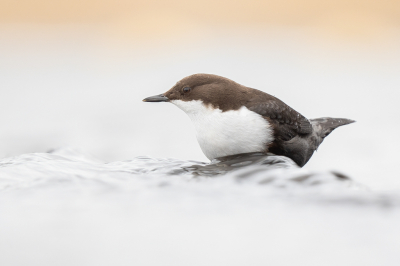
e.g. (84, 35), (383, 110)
(171, 100), (274, 160)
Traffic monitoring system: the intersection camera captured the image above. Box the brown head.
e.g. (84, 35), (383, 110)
(143, 73), (262, 111)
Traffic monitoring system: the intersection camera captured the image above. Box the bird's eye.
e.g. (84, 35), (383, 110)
(183, 87), (191, 93)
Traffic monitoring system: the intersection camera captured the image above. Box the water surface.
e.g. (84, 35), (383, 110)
(1, 148), (399, 266)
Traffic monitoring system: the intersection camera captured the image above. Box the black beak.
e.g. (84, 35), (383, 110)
(142, 94), (169, 102)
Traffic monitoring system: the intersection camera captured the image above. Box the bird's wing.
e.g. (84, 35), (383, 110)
(246, 97), (312, 141)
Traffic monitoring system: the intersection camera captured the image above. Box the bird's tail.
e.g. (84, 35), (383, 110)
(280, 117), (355, 167)
(310, 117), (355, 140)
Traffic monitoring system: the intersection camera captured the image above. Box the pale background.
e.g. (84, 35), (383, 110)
(1, 0), (400, 190)
(1, 2), (400, 266)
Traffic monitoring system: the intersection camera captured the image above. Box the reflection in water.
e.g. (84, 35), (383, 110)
(186, 152), (298, 176)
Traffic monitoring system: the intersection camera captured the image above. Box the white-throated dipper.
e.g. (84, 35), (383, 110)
(143, 74), (354, 167)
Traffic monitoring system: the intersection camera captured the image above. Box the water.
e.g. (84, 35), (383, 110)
(0, 148), (363, 197)
(1, 148), (399, 266)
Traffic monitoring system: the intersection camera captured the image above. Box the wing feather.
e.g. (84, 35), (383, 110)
(246, 97), (312, 141)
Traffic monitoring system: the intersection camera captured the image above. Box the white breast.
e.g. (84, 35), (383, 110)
(171, 100), (274, 160)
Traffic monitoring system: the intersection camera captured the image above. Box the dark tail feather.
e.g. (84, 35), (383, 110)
(272, 117), (354, 167)
(310, 117), (355, 139)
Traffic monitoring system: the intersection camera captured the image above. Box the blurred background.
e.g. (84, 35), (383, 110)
(1, 0), (399, 189)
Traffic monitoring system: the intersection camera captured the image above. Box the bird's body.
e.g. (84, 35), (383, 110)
(143, 74), (354, 167)
(172, 100), (273, 160)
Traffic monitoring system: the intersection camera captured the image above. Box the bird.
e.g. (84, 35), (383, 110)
(143, 74), (354, 167)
